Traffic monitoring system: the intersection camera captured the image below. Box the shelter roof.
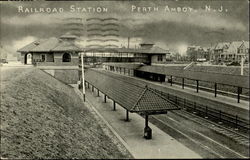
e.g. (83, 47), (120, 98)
(85, 69), (180, 113)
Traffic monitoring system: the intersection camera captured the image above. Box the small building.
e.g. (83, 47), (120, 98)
(17, 34), (81, 84)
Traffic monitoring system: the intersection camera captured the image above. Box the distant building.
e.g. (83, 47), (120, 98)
(17, 34), (81, 84)
(0, 45), (8, 63)
(186, 46), (209, 61)
(237, 41), (249, 63)
(169, 51), (182, 61)
(213, 41), (249, 63)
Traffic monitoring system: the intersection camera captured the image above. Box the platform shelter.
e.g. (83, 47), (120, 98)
(84, 69), (180, 139)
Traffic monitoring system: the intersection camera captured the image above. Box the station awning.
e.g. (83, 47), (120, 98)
(85, 69), (180, 114)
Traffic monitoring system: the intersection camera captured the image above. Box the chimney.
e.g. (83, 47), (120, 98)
(128, 37), (130, 49)
(139, 43), (154, 49)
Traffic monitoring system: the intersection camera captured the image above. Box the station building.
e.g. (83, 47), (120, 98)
(17, 34), (81, 84)
(18, 34), (170, 84)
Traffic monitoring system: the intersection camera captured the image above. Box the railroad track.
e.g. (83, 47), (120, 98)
(150, 111), (249, 158)
(171, 109), (249, 147)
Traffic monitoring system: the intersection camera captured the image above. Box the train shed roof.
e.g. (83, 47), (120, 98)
(104, 63), (249, 88)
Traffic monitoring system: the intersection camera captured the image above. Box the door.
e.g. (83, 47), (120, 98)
(26, 53), (32, 64)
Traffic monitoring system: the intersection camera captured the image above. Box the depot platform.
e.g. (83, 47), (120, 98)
(84, 90), (202, 159)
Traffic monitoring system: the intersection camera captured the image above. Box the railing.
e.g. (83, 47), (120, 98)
(105, 64), (249, 103)
(170, 80), (249, 101)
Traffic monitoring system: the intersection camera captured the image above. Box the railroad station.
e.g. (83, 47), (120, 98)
(15, 30), (250, 158)
(2, 1), (249, 158)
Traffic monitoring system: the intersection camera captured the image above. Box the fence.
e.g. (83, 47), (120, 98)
(105, 65), (249, 103)
(168, 77), (249, 101)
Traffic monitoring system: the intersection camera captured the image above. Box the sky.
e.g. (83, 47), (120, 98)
(0, 0), (249, 56)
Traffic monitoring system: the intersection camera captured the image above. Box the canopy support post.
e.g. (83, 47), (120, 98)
(237, 87), (241, 103)
(182, 78), (184, 89)
(104, 95), (107, 103)
(196, 80), (199, 93)
(125, 110), (129, 121)
(214, 83), (217, 97)
(113, 101), (116, 111)
(144, 114), (152, 139)
(145, 114), (148, 127)
(170, 76), (173, 86)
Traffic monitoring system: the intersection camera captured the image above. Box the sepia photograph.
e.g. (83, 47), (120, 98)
(0, 0), (249, 159)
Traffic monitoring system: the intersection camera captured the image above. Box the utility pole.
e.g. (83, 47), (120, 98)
(81, 53), (86, 101)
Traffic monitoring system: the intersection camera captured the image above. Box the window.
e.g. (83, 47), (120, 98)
(157, 55), (163, 61)
(62, 53), (71, 62)
(46, 53), (54, 62)
(41, 55), (45, 62)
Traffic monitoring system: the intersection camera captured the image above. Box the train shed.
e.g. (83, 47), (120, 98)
(104, 63), (249, 103)
(84, 69), (180, 139)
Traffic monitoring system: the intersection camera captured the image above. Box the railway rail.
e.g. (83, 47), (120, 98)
(173, 109), (249, 146)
